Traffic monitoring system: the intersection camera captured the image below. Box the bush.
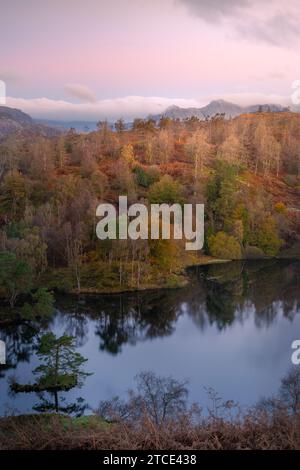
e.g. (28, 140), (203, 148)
(133, 165), (160, 188)
(208, 232), (242, 260)
(148, 175), (185, 204)
(250, 216), (283, 256)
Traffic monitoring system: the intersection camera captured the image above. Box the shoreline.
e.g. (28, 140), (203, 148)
(1, 256), (298, 308)
(73, 255), (300, 297)
(66, 257), (231, 296)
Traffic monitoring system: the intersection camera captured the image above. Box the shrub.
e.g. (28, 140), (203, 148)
(133, 165), (160, 188)
(148, 175), (185, 204)
(251, 216), (283, 256)
(208, 232), (242, 260)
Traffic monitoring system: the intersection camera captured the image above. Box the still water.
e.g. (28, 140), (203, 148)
(1, 260), (300, 415)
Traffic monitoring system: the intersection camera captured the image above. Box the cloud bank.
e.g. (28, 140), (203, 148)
(6, 96), (201, 121)
(178, 0), (251, 22)
(6, 92), (291, 121)
(179, 0), (300, 46)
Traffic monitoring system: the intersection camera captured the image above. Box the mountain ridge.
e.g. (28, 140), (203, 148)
(0, 100), (293, 138)
(0, 106), (61, 139)
(150, 99), (289, 121)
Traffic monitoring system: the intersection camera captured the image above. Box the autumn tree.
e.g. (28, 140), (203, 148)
(185, 129), (210, 184)
(218, 133), (244, 165)
(159, 117), (173, 129)
(156, 129), (174, 163)
(144, 137), (154, 164)
(120, 144), (136, 167)
(208, 231), (242, 259)
(56, 135), (68, 169)
(30, 137), (55, 180)
(248, 215), (282, 256)
(0, 170), (28, 220)
(254, 121), (281, 176)
(114, 158), (137, 203)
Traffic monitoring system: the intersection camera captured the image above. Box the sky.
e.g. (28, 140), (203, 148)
(1, 0), (300, 120)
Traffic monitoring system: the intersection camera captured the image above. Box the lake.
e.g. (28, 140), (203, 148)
(1, 259), (300, 416)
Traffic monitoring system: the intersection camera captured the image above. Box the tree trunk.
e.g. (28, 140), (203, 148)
(54, 390), (59, 413)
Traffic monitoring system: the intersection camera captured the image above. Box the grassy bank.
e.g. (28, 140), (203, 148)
(1, 411), (299, 450)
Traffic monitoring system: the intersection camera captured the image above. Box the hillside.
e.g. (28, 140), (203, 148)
(0, 106), (33, 138)
(0, 110), (299, 301)
(0, 106), (61, 140)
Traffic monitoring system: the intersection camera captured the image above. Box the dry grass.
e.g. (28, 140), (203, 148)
(1, 410), (300, 450)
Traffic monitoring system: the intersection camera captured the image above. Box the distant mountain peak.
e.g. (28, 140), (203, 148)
(165, 104), (180, 110)
(209, 99), (231, 104)
(0, 105), (33, 125)
(150, 99), (287, 121)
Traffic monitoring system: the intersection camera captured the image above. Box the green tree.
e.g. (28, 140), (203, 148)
(133, 165), (159, 188)
(206, 160), (240, 230)
(0, 251), (32, 308)
(250, 216), (282, 256)
(10, 229), (48, 277)
(148, 175), (184, 205)
(21, 287), (54, 320)
(11, 333), (91, 413)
